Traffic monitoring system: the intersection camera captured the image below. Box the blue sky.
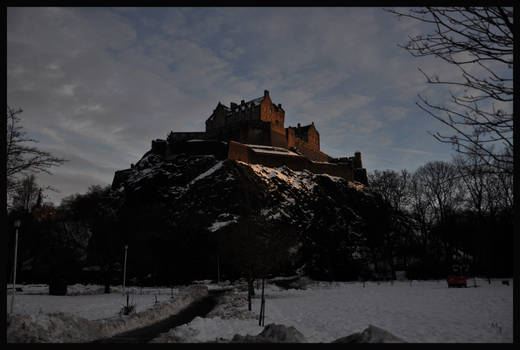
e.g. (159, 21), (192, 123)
(8, 7), (464, 204)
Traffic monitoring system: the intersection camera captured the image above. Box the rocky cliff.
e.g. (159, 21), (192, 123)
(108, 151), (390, 284)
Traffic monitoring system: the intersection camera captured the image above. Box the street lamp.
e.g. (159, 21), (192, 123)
(10, 219), (21, 316)
(123, 245), (128, 295)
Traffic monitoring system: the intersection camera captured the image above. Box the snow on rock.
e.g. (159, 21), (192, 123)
(207, 213), (239, 232)
(331, 324), (406, 343)
(189, 161), (224, 185)
(346, 181), (372, 195)
(242, 162), (316, 192)
(7, 285), (208, 343)
(231, 323), (307, 343)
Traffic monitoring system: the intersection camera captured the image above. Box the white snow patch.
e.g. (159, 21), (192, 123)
(154, 316), (262, 343)
(347, 181), (371, 194)
(7, 285), (208, 343)
(208, 214), (239, 232)
(269, 212), (281, 220)
(156, 279), (513, 343)
(190, 161), (224, 185)
(7, 285), (183, 320)
(208, 220), (236, 232)
(241, 162), (316, 192)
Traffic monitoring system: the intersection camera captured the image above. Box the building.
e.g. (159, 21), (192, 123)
(126, 90), (367, 185)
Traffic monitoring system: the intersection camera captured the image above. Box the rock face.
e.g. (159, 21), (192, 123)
(107, 151), (391, 284)
(332, 325), (406, 343)
(231, 323), (307, 343)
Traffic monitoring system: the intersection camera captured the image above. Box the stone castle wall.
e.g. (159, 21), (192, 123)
(227, 141), (356, 181)
(292, 137), (329, 162)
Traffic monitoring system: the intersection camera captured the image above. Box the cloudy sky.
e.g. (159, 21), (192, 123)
(8, 6), (464, 205)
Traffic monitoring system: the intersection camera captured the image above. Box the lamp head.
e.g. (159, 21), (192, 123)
(14, 220), (21, 228)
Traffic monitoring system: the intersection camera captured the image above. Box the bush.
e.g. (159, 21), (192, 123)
(120, 303), (136, 316)
(119, 293), (137, 316)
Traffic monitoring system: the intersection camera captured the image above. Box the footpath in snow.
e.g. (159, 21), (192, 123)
(6, 285), (208, 343)
(6, 278), (513, 343)
(152, 278), (513, 343)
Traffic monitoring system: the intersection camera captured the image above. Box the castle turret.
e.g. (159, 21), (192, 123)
(354, 151), (362, 168)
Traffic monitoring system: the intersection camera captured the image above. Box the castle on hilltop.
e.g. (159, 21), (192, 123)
(113, 90), (367, 187)
(170, 90), (330, 163)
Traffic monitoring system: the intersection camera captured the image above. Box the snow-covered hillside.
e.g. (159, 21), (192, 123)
(110, 152), (386, 283)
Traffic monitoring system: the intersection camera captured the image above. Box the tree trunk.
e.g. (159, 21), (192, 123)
(247, 267), (253, 311)
(259, 277), (266, 326)
(104, 266), (111, 294)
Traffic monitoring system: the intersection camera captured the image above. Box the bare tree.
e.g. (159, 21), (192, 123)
(11, 174), (41, 212)
(414, 161), (462, 223)
(452, 153), (489, 215)
(386, 7), (513, 173)
(7, 106), (66, 198)
(368, 169), (411, 212)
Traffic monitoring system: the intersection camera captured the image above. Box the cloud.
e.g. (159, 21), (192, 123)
(8, 7), (459, 204)
(384, 106), (409, 121)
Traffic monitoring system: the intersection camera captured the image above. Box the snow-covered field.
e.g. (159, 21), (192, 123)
(7, 278), (513, 343)
(6, 284), (209, 343)
(7, 284), (180, 320)
(156, 278), (513, 343)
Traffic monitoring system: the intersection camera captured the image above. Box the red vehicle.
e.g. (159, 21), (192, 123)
(447, 275), (467, 288)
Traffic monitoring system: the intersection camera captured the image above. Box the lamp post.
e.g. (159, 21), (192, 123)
(217, 255), (220, 285)
(10, 219), (21, 316)
(123, 245), (128, 295)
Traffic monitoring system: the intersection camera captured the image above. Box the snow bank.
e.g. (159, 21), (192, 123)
(151, 316), (262, 343)
(7, 285), (208, 343)
(151, 292), (260, 343)
(231, 323), (308, 343)
(154, 279), (513, 343)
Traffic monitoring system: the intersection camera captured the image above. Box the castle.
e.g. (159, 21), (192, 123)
(114, 90), (367, 187)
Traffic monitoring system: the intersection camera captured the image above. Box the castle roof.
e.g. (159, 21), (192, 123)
(208, 90), (284, 123)
(228, 96), (264, 113)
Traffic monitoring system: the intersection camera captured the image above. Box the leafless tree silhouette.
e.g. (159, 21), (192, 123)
(7, 106), (66, 198)
(386, 7), (513, 174)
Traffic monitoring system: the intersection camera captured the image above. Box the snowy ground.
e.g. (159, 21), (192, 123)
(7, 278), (513, 343)
(6, 284), (209, 343)
(7, 284), (181, 320)
(154, 278), (513, 343)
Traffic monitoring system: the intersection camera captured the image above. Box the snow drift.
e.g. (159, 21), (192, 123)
(7, 285), (208, 343)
